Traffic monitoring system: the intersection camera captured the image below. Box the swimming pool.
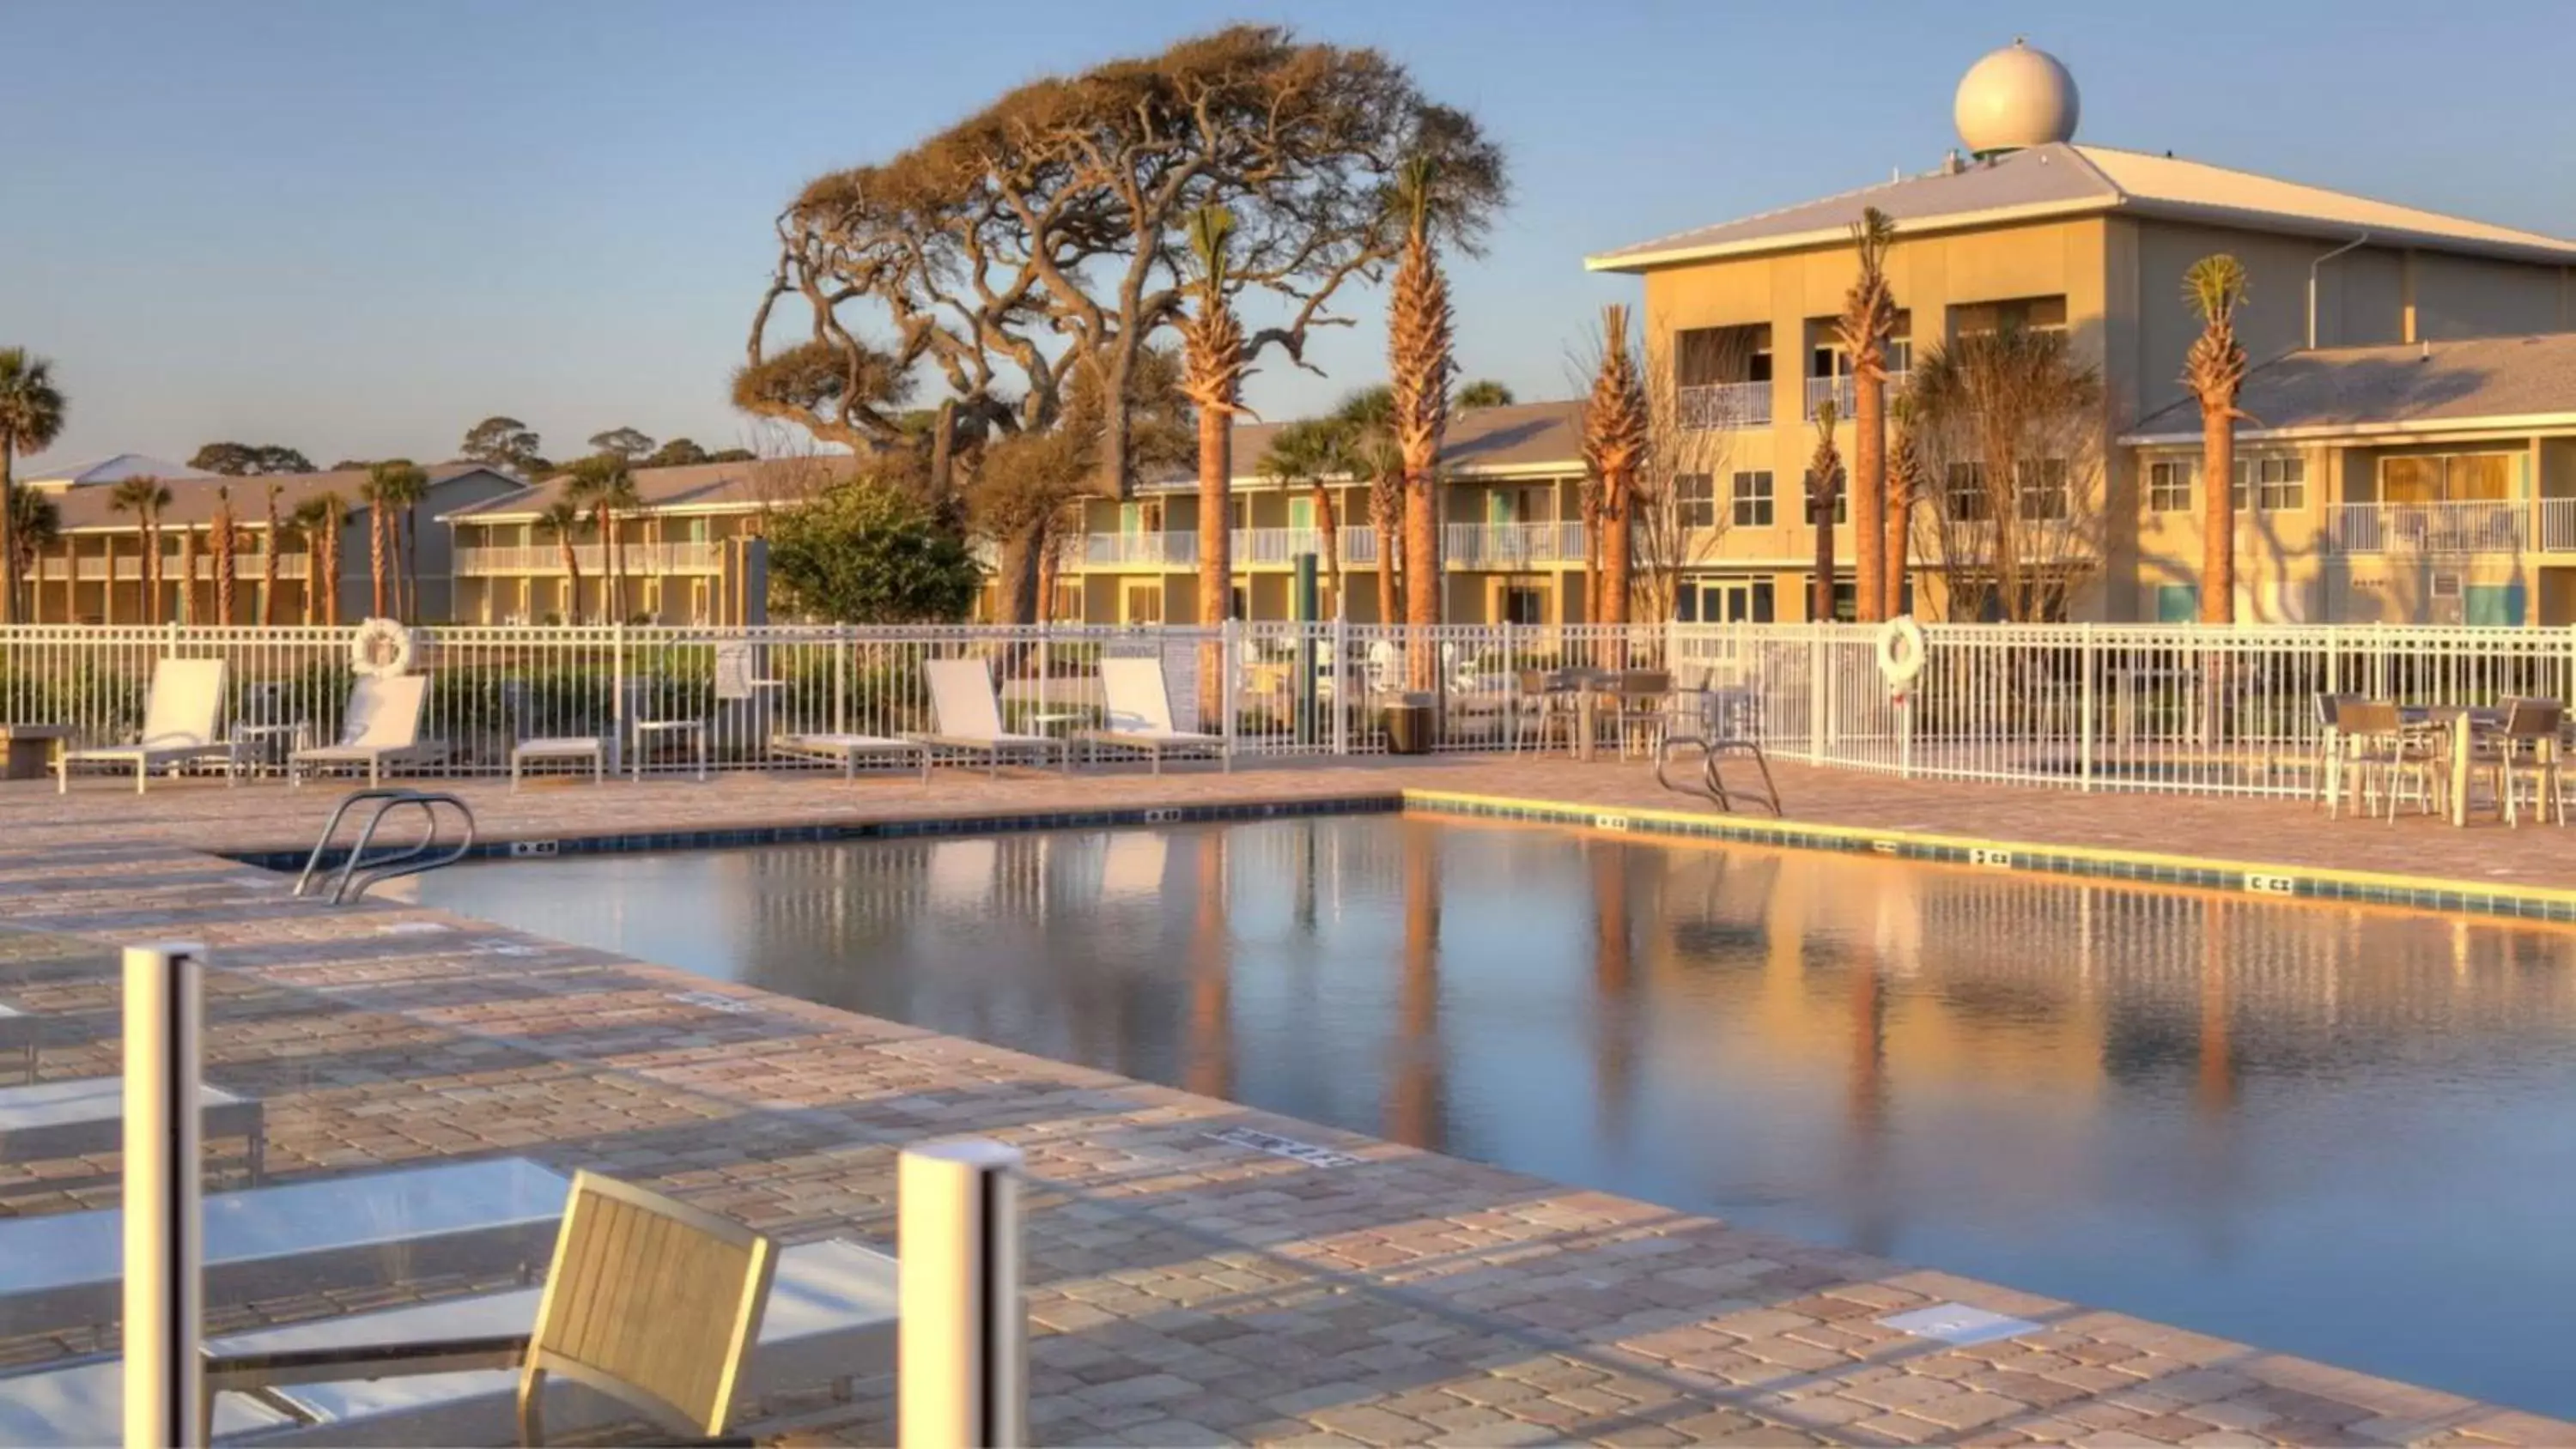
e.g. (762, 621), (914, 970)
(422, 815), (2576, 1415)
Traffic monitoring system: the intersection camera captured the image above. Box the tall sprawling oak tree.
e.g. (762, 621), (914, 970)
(743, 25), (1504, 622)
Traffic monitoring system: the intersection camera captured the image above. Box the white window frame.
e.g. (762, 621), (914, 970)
(1730, 470), (1774, 528)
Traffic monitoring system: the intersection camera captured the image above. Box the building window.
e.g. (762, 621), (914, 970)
(2148, 460), (2192, 512)
(2379, 452), (2513, 503)
(1730, 470), (1774, 528)
(1949, 294), (2069, 337)
(2017, 459), (2069, 520)
(1124, 585), (1163, 624)
(1946, 462), (1990, 521)
(2233, 457), (2306, 512)
(1502, 584), (1546, 625)
(1674, 473), (1716, 530)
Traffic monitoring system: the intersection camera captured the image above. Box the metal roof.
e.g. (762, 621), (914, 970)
(1588, 144), (2576, 272)
(2126, 332), (2576, 443)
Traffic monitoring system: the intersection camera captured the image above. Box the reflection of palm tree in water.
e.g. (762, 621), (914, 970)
(2197, 901), (2237, 1116)
(1842, 942), (1898, 1258)
(1185, 832), (1233, 1100)
(1388, 822), (1444, 1150)
(1590, 842), (1639, 1148)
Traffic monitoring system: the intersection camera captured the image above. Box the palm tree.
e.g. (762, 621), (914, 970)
(1582, 304), (1649, 627)
(291, 494), (349, 625)
(260, 482), (284, 626)
(1455, 379), (1514, 409)
(0, 349), (69, 624)
(1334, 387), (1406, 625)
(210, 485), (239, 625)
(1388, 157), (1457, 662)
(566, 454), (640, 621)
(108, 476), (172, 624)
(177, 521), (202, 624)
(6, 486), (60, 618)
(537, 499), (586, 623)
(1178, 206), (1249, 636)
(2184, 255), (2251, 624)
(1258, 418), (1353, 615)
(1886, 391), (1927, 615)
(1835, 207), (1899, 622)
(362, 459), (428, 621)
(1806, 400), (1844, 622)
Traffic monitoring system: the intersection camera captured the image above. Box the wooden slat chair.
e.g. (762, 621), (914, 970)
(207, 1169), (776, 1446)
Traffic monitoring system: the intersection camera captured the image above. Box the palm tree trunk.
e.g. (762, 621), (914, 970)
(1371, 487), (1402, 627)
(321, 526), (340, 626)
(1811, 488), (1837, 623)
(1, 439), (17, 627)
(1313, 486), (1342, 616)
(60, 537), (75, 623)
(2200, 407), (2235, 623)
(560, 543), (582, 624)
(1600, 474), (1631, 626)
(1852, 374), (1886, 623)
(995, 522), (1044, 625)
(1885, 478), (1911, 616)
(403, 510), (421, 621)
(179, 527), (198, 626)
(368, 510), (387, 617)
(145, 520), (162, 625)
(1195, 405), (1233, 721)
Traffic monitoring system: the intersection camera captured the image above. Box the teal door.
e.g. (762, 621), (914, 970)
(2464, 584), (2526, 627)
(2156, 585), (2197, 622)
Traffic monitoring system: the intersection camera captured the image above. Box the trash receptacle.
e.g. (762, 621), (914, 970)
(1384, 692), (1436, 755)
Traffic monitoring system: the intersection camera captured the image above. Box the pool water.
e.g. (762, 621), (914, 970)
(423, 815), (2576, 1415)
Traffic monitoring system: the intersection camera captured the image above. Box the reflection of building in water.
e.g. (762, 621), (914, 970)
(1388, 821), (1445, 1151)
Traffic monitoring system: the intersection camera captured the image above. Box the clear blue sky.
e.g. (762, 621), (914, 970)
(9, 0), (2574, 470)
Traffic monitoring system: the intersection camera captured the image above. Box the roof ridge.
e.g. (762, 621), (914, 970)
(1593, 171), (1919, 258)
(2072, 143), (2575, 247)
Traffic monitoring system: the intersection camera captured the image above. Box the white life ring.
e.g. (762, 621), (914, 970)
(1875, 616), (1927, 688)
(349, 618), (417, 677)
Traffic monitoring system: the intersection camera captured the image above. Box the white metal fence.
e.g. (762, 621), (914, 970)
(3, 621), (2569, 795)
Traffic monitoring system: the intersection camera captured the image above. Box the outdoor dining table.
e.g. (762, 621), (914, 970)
(2403, 705), (2509, 827)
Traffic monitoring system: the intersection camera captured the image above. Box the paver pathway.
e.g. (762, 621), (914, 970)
(0, 755), (2567, 1445)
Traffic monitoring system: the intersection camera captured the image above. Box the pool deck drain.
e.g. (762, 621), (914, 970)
(0, 758), (2570, 1445)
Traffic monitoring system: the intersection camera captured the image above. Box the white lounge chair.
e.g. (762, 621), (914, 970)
(289, 675), (431, 787)
(0, 1076), (264, 1184)
(1081, 656), (1229, 773)
(54, 657), (240, 794)
(771, 732), (932, 781)
(908, 657), (1068, 778)
(0, 1156), (567, 1335)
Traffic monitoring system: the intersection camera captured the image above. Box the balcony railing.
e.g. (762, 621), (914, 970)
(1677, 380), (1771, 430)
(1083, 532), (1195, 567)
(2545, 498), (2576, 553)
(29, 554), (314, 583)
(2326, 501), (2526, 555)
(1443, 521), (1585, 567)
(455, 542), (723, 575)
(1804, 375), (1853, 420)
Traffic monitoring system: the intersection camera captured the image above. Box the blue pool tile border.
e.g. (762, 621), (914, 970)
(228, 793), (1405, 874)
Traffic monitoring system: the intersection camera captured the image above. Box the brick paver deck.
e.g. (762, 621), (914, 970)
(0, 755), (2567, 1446)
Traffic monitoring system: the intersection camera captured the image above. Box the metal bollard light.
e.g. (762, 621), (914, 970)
(897, 1139), (1026, 1449)
(123, 942), (206, 1449)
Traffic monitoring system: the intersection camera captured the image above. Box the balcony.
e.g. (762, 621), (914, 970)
(1678, 381), (1771, 430)
(1443, 521), (1584, 568)
(1803, 376), (1853, 420)
(1083, 532), (1195, 567)
(2325, 502), (2527, 555)
(2547, 499), (2576, 552)
(455, 542), (723, 575)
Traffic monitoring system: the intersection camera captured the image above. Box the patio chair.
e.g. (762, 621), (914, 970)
(2331, 700), (2441, 822)
(2488, 697), (2566, 828)
(1610, 670), (1675, 760)
(624, 676), (709, 782)
(1510, 669), (1577, 754)
(908, 657), (1068, 778)
(290, 675), (432, 787)
(201, 1169), (784, 1446)
(2310, 692), (2366, 814)
(1081, 655), (1229, 773)
(54, 657), (240, 794)
(501, 680), (605, 790)
(770, 732), (932, 781)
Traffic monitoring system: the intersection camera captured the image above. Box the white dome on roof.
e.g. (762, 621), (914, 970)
(1954, 39), (2079, 156)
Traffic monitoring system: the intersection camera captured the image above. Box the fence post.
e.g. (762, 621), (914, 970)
(1220, 618), (1240, 755)
(898, 1139), (1026, 1449)
(1332, 616), (1349, 756)
(2079, 624), (2097, 793)
(609, 621), (628, 775)
(832, 627), (848, 737)
(124, 941), (205, 1449)
(1808, 627), (1826, 763)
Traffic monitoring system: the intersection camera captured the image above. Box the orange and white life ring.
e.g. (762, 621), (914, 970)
(1874, 616), (1926, 688)
(349, 617), (417, 677)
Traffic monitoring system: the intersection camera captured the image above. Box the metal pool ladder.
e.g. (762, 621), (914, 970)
(293, 788), (478, 905)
